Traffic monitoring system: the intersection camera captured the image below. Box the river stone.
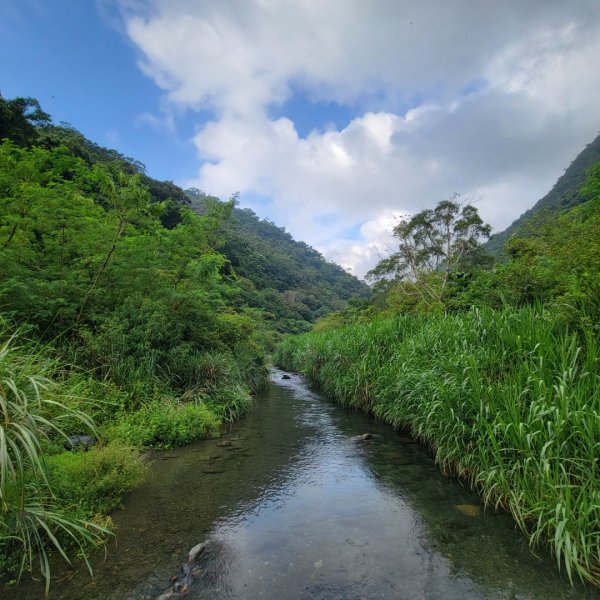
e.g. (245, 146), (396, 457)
(282, 374), (291, 379)
(188, 542), (207, 563)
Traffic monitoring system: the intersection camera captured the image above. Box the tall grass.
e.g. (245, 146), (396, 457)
(275, 306), (600, 587)
(0, 323), (109, 592)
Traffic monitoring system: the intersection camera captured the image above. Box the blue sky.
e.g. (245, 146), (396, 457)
(2, 1), (600, 277)
(0, 0), (198, 182)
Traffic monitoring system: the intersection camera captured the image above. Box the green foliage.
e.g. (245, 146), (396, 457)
(0, 323), (108, 591)
(0, 96), (275, 588)
(188, 190), (371, 334)
(47, 445), (146, 516)
(0, 95), (50, 147)
(340, 162), (600, 323)
(486, 133), (600, 256)
(276, 306), (600, 586)
(0, 138), (268, 395)
(367, 196), (491, 309)
(102, 400), (221, 449)
(451, 164), (600, 329)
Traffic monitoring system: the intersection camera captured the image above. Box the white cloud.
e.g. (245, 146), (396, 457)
(118, 0), (600, 277)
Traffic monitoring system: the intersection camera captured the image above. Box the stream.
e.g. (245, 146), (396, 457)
(5, 368), (598, 599)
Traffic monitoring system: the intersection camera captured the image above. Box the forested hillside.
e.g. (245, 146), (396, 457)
(188, 190), (370, 335)
(486, 133), (600, 255)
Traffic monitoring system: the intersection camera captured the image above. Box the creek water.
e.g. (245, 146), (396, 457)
(5, 369), (598, 599)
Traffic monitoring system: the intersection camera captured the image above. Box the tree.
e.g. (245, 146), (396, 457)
(367, 195), (491, 309)
(0, 95), (50, 146)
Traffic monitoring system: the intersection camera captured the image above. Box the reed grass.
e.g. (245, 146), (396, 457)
(0, 323), (109, 592)
(275, 306), (600, 586)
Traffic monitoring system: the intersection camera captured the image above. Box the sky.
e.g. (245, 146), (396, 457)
(2, 0), (600, 278)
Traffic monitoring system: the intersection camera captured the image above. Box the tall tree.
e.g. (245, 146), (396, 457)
(367, 196), (491, 308)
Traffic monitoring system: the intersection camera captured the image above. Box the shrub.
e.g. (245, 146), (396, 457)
(0, 322), (108, 590)
(47, 444), (146, 516)
(102, 399), (221, 448)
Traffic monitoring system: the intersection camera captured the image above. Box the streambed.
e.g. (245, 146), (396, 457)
(5, 369), (597, 599)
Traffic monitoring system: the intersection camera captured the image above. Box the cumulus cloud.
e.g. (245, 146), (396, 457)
(118, 0), (600, 277)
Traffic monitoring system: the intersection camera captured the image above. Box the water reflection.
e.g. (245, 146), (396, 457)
(3, 369), (598, 599)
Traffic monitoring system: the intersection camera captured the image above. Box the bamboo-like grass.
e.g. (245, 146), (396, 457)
(0, 325), (109, 592)
(275, 306), (600, 587)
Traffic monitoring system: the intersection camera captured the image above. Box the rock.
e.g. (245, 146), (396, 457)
(157, 563), (194, 599)
(282, 374), (291, 380)
(64, 434), (95, 450)
(188, 542), (207, 563)
(454, 504), (480, 517)
(354, 433), (374, 442)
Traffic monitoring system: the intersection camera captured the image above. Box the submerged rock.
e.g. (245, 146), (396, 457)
(454, 504), (480, 517)
(156, 542), (208, 599)
(282, 374), (291, 380)
(353, 433), (374, 442)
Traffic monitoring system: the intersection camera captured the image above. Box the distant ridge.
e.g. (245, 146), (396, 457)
(485, 133), (600, 256)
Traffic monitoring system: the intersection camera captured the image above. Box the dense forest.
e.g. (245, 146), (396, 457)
(0, 94), (368, 588)
(277, 151), (600, 585)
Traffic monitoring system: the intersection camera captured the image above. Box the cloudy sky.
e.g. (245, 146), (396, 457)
(2, 1), (600, 277)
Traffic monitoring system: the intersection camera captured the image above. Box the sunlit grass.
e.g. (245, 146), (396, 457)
(275, 306), (600, 587)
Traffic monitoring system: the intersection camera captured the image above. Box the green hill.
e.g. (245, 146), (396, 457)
(0, 94), (370, 340)
(187, 190), (371, 335)
(485, 133), (600, 256)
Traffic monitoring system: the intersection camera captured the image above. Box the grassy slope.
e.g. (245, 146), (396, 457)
(276, 307), (600, 586)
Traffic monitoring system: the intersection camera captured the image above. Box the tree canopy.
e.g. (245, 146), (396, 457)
(367, 196), (491, 309)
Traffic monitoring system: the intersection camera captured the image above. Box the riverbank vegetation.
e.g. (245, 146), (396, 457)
(0, 94), (367, 588)
(276, 157), (600, 586)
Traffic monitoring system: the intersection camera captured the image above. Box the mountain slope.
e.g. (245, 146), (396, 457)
(187, 190), (371, 334)
(486, 133), (600, 256)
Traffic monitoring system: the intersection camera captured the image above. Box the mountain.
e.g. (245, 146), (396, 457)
(187, 190), (371, 334)
(485, 133), (600, 256)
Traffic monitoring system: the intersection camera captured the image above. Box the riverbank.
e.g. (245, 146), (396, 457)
(275, 306), (600, 587)
(4, 369), (596, 599)
(0, 320), (269, 589)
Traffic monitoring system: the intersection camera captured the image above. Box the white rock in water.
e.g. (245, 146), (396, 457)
(188, 542), (207, 563)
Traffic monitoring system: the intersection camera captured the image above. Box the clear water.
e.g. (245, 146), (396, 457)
(4, 369), (598, 599)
